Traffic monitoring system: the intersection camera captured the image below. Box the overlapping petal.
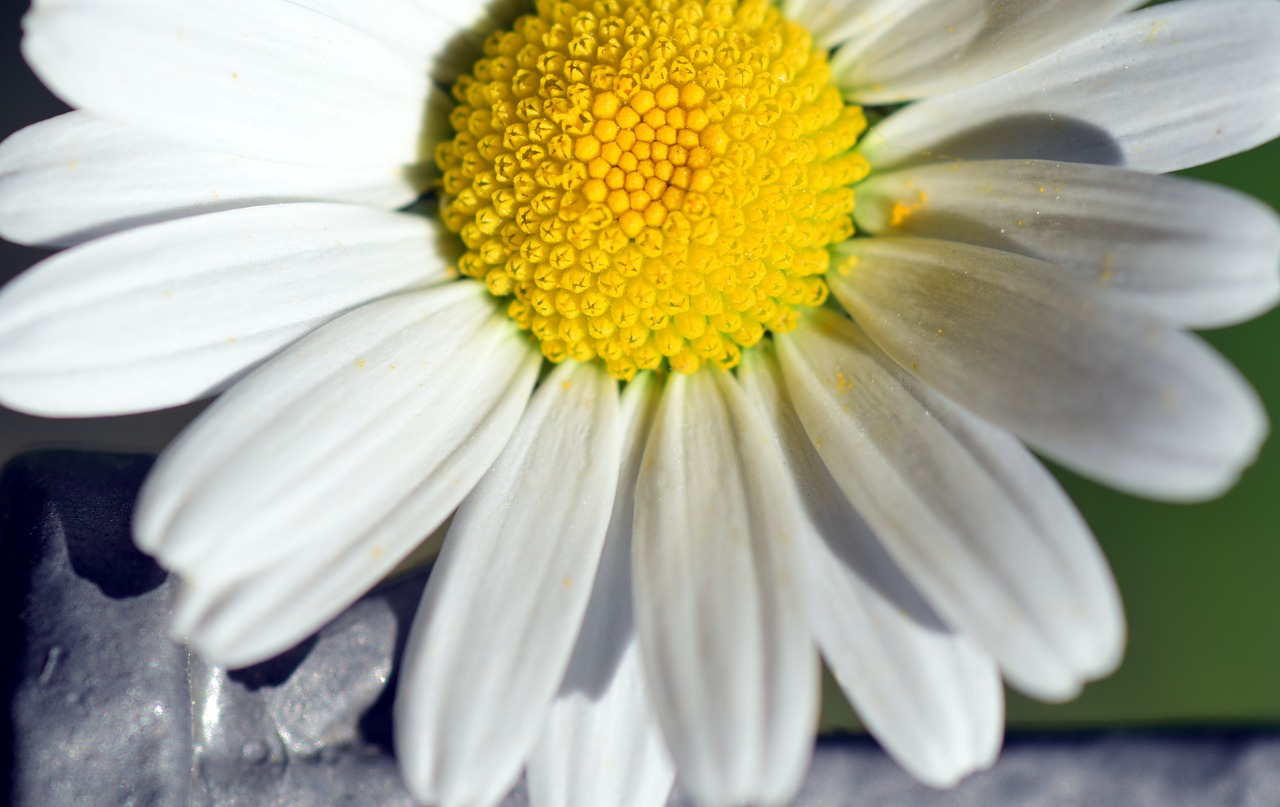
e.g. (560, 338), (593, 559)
(860, 0), (1280, 173)
(135, 283), (541, 666)
(740, 348), (1003, 787)
(854, 160), (1280, 328)
(633, 370), (817, 807)
(395, 360), (622, 807)
(527, 375), (675, 807)
(23, 0), (433, 168)
(793, 0), (1142, 103)
(778, 310), (1125, 700)
(829, 238), (1268, 501)
(0, 112), (421, 248)
(0, 203), (448, 417)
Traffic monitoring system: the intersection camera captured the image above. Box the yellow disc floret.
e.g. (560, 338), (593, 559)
(437, 0), (870, 379)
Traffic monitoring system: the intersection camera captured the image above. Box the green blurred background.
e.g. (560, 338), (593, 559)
(0, 0), (1277, 731)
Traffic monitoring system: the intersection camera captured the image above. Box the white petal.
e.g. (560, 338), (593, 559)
(738, 348), (1003, 787)
(135, 283), (541, 666)
(527, 375), (675, 807)
(778, 310), (1126, 701)
(860, 0), (1280, 173)
(828, 238), (1269, 501)
(854, 160), (1280, 328)
(395, 360), (623, 807)
(287, 0), (483, 82)
(815, 0), (1143, 103)
(633, 371), (818, 807)
(0, 112), (421, 248)
(413, 0), (501, 34)
(23, 0), (431, 168)
(782, 0), (895, 46)
(0, 203), (447, 417)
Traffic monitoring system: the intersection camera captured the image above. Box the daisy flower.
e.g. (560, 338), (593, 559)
(1, 0), (1278, 804)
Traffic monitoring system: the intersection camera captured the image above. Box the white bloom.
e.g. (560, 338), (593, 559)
(0, 0), (1278, 805)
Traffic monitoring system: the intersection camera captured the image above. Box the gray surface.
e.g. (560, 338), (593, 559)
(186, 599), (418, 807)
(4, 450), (1280, 807)
(1, 451), (422, 807)
(4, 452), (190, 806)
(792, 734), (1280, 807)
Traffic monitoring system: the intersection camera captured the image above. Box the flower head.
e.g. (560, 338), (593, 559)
(0, 0), (1278, 805)
(439, 0), (868, 378)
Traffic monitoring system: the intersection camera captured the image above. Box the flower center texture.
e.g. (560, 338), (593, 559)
(438, 0), (869, 378)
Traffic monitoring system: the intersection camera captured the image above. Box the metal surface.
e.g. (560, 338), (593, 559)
(3, 450), (1279, 807)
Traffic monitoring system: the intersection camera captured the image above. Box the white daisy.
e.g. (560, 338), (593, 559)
(0, 0), (1277, 805)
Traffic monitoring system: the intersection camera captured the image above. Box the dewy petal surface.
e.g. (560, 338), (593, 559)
(0, 203), (447, 417)
(135, 283), (542, 665)
(23, 0), (432, 168)
(633, 371), (817, 807)
(0, 112), (421, 248)
(739, 348), (1003, 788)
(811, 0), (1143, 103)
(829, 238), (1268, 501)
(395, 360), (622, 807)
(778, 310), (1125, 701)
(854, 159), (1280, 328)
(527, 375), (675, 807)
(860, 0), (1280, 172)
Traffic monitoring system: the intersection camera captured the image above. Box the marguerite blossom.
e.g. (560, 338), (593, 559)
(1, 0), (1278, 804)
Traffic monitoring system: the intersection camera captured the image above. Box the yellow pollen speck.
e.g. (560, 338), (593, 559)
(889, 189), (929, 227)
(437, 0), (869, 379)
(835, 254), (859, 276)
(1098, 252), (1118, 284)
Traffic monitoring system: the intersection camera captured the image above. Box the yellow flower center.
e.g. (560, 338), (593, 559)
(438, 0), (869, 379)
